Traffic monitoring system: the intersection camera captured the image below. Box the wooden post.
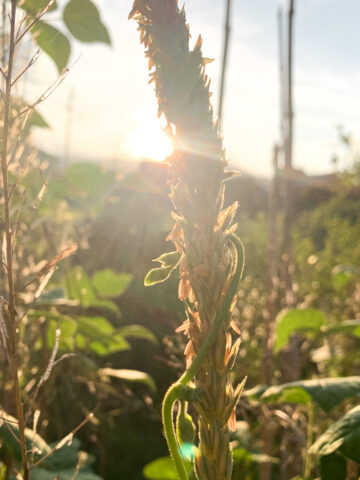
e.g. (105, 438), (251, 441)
(218, 0), (232, 132)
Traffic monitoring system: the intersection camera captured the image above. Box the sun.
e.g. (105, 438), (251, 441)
(128, 104), (173, 161)
(130, 126), (173, 161)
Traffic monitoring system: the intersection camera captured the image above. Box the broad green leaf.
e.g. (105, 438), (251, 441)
(76, 315), (114, 338)
(66, 266), (96, 307)
(232, 448), (278, 465)
(243, 384), (268, 400)
(32, 468), (101, 480)
(262, 386), (312, 406)
(118, 325), (157, 344)
(143, 456), (192, 479)
(319, 454), (346, 480)
(29, 310), (77, 350)
(75, 317), (130, 355)
(63, 0), (111, 44)
(47, 317), (77, 350)
(21, 0), (57, 13)
(43, 437), (80, 470)
(75, 333), (86, 348)
(331, 265), (360, 289)
(89, 341), (109, 355)
(274, 309), (325, 353)
(103, 333), (130, 354)
(84, 298), (119, 313)
(31, 21), (71, 73)
(310, 405), (360, 463)
(259, 377), (360, 412)
(99, 368), (156, 392)
(0, 412), (51, 463)
(92, 269), (132, 298)
(90, 334), (129, 356)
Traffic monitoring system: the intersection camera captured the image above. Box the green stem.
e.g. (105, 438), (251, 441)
(304, 404), (315, 479)
(162, 233), (245, 479)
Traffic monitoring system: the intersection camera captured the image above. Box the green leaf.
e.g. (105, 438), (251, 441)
(118, 325), (157, 344)
(76, 315), (114, 338)
(21, 0), (58, 14)
(319, 454), (346, 480)
(258, 377), (360, 412)
(144, 266), (175, 286)
(43, 437), (80, 470)
(232, 447), (278, 465)
(144, 251), (181, 287)
(99, 368), (156, 392)
(63, 0), (111, 44)
(274, 309), (325, 353)
(75, 317), (130, 355)
(310, 405), (360, 463)
(31, 21), (71, 73)
(47, 317), (77, 350)
(143, 456), (192, 479)
(92, 269), (132, 298)
(0, 412), (51, 463)
(89, 334), (129, 356)
(32, 468), (101, 480)
(154, 251), (181, 268)
(66, 266), (96, 307)
(24, 109), (50, 134)
(325, 319), (360, 338)
(86, 298), (119, 313)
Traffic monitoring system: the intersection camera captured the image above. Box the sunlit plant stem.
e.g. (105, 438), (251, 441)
(130, 1), (246, 478)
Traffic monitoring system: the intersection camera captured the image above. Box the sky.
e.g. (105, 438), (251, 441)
(28, 0), (360, 177)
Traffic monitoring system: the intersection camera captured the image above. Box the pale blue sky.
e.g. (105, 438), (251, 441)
(31, 0), (360, 176)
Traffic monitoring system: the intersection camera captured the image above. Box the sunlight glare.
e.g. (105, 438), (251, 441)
(130, 122), (173, 161)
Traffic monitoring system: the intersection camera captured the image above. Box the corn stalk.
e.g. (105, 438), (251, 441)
(130, 1), (246, 478)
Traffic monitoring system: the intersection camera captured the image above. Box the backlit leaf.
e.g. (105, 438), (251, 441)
(143, 456), (192, 479)
(92, 269), (132, 298)
(118, 325), (157, 344)
(21, 0), (57, 14)
(31, 21), (70, 73)
(144, 251), (181, 286)
(310, 405), (360, 463)
(274, 309), (325, 353)
(255, 377), (360, 412)
(63, 0), (111, 44)
(99, 368), (156, 392)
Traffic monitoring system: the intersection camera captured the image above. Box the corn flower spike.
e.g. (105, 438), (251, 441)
(130, 1), (245, 479)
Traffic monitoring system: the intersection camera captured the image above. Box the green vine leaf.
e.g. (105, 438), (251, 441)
(144, 250), (181, 286)
(31, 21), (71, 73)
(63, 0), (111, 45)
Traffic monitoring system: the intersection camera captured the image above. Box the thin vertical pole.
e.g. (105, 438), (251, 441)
(218, 0), (232, 132)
